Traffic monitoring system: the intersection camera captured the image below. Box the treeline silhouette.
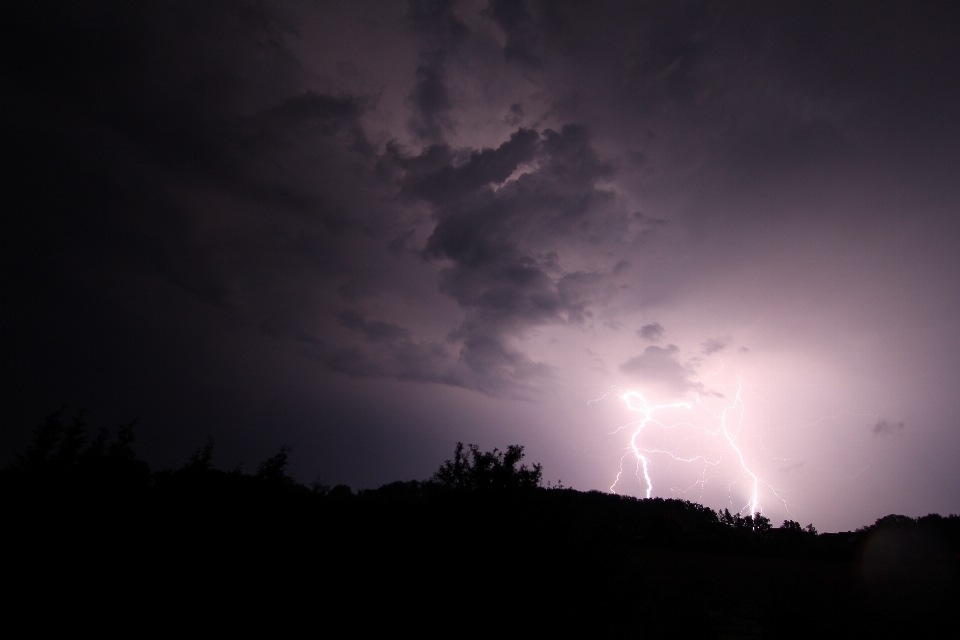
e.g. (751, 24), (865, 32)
(2, 410), (957, 636)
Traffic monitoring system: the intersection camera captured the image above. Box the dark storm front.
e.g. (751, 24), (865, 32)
(2, 415), (956, 636)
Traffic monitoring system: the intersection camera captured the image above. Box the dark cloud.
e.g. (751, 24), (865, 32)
(638, 323), (664, 342)
(482, 0), (960, 198)
(338, 310), (411, 344)
(3, 0), (383, 306)
(505, 102), (525, 127)
(405, 0), (470, 141)
(619, 345), (701, 395)
(413, 124), (618, 391)
(323, 317), (553, 398)
(872, 419), (905, 436)
(484, 0), (542, 68)
(2, 0), (687, 406)
(701, 339), (726, 355)
(321, 341), (458, 387)
(391, 127), (540, 205)
(779, 461), (806, 473)
(329, 340), (445, 379)
(323, 314), (463, 389)
(3, 1), (425, 411)
(408, 64), (451, 141)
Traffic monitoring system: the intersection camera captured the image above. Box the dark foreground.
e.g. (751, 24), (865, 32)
(2, 417), (957, 637)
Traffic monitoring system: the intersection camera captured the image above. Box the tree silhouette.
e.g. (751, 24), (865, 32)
(15, 406), (67, 471)
(781, 519), (803, 533)
(55, 410), (88, 466)
(257, 446), (292, 483)
(753, 513), (772, 532)
(432, 442), (542, 490)
(184, 436), (215, 471)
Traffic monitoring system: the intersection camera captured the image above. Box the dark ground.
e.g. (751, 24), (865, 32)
(2, 416), (956, 637)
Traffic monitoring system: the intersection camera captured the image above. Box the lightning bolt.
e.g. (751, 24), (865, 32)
(610, 392), (692, 498)
(717, 378), (759, 515)
(606, 376), (782, 517)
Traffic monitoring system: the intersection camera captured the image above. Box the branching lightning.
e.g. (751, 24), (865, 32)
(610, 392), (692, 499)
(603, 376), (786, 517)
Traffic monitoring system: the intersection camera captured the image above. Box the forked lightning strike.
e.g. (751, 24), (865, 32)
(605, 376), (779, 517)
(611, 392), (692, 499)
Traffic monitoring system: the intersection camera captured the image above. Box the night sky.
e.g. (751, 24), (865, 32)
(4, 1), (960, 532)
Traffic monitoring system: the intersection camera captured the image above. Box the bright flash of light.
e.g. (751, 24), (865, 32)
(611, 393), (692, 499)
(607, 377), (781, 517)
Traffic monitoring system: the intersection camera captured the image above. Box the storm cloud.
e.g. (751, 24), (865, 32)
(701, 339), (726, 355)
(619, 345), (702, 395)
(638, 323), (665, 342)
(872, 419), (906, 436)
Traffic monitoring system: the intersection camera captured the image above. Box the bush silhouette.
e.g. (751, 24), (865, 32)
(431, 442), (542, 491)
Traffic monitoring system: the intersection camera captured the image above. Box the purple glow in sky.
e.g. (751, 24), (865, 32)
(4, 1), (960, 531)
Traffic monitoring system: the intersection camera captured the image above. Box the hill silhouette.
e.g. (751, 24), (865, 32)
(2, 410), (957, 636)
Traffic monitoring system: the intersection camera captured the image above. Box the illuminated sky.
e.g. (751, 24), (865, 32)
(4, 1), (960, 530)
